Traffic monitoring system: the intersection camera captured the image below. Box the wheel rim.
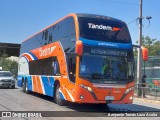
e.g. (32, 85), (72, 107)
(22, 82), (25, 90)
(25, 82), (28, 91)
(23, 82), (25, 87)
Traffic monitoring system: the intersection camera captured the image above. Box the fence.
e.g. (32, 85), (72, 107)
(134, 83), (160, 101)
(134, 56), (160, 101)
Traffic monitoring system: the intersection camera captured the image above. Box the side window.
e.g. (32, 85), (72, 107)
(67, 55), (76, 83)
(52, 57), (60, 76)
(59, 17), (76, 40)
(42, 28), (53, 45)
(29, 57), (60, 76)
(58, 17), (76, 54)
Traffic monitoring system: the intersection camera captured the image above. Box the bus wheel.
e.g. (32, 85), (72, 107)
(54, 84), (66, 106)
(22, 80), (26, 93)
(25, 80), (30, 94)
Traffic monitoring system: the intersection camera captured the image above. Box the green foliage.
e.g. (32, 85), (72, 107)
(0, 57), (18, 71)
(136, 36), (160, 56)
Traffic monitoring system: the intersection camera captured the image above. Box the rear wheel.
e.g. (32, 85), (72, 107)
(22, 80), (26, 93)
(25, 80), (30, 94)
(22, 79), (30, 94)
(54, 84), (66, 106)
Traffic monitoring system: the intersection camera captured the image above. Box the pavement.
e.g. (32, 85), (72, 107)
(0, 87), (160, 120)
(134, 93), (160, 104)
(134, 97), (160, 104)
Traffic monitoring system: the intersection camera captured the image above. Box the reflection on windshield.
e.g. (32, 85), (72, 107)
(80, 55), (134, 83)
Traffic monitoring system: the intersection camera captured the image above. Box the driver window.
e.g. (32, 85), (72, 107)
(68, 56), (76, 83)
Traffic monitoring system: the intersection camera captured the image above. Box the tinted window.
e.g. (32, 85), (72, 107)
(67, 54), (76, 83)
(57, 17), (76, 54)
(29, 58), (51, 75)
(29, 57), (60, 76)
(0, 72), (12, 77)
(20, 17), (76, 54)
(78, 17), (131, 43)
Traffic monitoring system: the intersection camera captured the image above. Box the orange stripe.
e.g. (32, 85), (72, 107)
(36, 76), (43, 94)
(32, 76), (38, 93)
(22, 54), (32, 61)
(35, 76), (39, 93)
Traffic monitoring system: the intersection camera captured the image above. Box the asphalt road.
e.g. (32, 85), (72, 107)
(0, 86), (160, 120)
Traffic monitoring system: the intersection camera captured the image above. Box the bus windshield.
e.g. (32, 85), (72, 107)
(78, 17), (131, 43)
(79, 54), (134, 84)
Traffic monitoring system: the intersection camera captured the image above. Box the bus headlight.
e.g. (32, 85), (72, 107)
(80, 84), (93, 93)
(129, 96), (133, 100)
(125, 87), (134, 94)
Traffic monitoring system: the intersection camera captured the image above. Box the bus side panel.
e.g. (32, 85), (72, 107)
(59, 88), (66, 100)
(41, 76), (54, 97)
(29, 75), (55, 97)
(18, 75), (59, 98)
(27, 76), (32, 91)
(17, 75), (23, 87)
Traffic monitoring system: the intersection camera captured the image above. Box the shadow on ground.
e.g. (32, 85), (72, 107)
(26, 90), (160, 113)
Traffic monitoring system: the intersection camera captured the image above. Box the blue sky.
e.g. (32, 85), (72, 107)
(0, 0), (159, 44)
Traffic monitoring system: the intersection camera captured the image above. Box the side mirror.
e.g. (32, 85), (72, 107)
(76, 40), (83, 56)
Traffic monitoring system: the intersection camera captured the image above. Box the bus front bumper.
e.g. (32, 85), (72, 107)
(71, 88), (134, 104)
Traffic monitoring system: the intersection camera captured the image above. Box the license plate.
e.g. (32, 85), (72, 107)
(105, 96), (114, 100)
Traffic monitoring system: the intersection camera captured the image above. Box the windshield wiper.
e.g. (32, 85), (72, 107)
(112, 75), (127, 81)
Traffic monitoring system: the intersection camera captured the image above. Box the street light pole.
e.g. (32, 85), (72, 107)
(137, 0), (143, 97)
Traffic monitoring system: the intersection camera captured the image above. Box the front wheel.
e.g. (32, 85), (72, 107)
(54, 84), (66, 106)
(11, 85), (15, 89)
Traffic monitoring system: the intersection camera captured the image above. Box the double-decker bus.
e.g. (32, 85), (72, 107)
(17, 13), (135, 105)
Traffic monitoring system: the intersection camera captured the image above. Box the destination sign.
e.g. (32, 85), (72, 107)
(90, 48), (127, 56)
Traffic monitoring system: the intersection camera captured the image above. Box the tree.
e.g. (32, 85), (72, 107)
(0, 57), (18, 74)
(136, 36), (160, 56)
(152, 41), (160, 55)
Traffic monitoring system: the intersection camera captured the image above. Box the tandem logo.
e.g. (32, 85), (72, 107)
(39, 46), (56, 57)
(88, 23), (112, 31)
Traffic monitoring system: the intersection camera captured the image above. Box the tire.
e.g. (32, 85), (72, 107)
(54, 84), (66, 106)
(11, 85), (15, 89)
(25, 80), (30, 94)
(22, 81), (26, 93)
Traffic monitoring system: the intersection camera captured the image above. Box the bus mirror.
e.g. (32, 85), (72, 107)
(76, 41), (83, 56)
(141, 46), (148, 61)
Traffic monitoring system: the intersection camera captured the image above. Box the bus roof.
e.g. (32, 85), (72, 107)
(76, 13), (124, 23)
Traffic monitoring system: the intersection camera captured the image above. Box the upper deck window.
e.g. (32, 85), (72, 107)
(78, 17), (131, 43)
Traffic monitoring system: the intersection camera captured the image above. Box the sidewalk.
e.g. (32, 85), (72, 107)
(134, 94), (160, 104)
